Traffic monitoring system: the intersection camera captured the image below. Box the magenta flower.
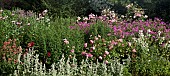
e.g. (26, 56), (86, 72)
(47, 52), (51, 57)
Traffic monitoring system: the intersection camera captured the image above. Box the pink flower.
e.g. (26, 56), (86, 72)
(90, 40), (94, 44)
(77, 16), (81, 21)
(107, 33), (112, 36)
(104, 60), (108, 64)
(47, 52), (51, 57)
(122, 44), (124, 47)
(27, 42), (35, 48)
(132, 49), (137, 53)
(111, 40), (118, 45)
(16, 22), (22, 25)
(81, 51), (87, 56)
(105, 51), (109, 55)
(95, 36), (99, 40)
(70, 49), (74, 53)
(84, 43), (87, 48)
(128, 42), (132, 47)
(91, 46), (95, 50)
(86, 53), (93, 58)
(118, 39), (123, 42)
(103, 54), (106, 58)
(108, 45), (113, 50)
(63, 39), (69, 44)
(89, 49), (93, 52)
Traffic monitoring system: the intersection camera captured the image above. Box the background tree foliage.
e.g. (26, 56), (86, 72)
(0, 0), (170, 22)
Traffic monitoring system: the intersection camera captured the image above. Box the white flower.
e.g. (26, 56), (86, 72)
(144, 15), (148, 18)
(147, 29), (151, 33)
(43, 9), (48, 13)
(77, 16), (81, 20)
(99, 56), (102, 60)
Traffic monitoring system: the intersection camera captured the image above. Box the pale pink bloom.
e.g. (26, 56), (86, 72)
(135, 13), (142, 17)
(132, 49), (137, 53)
(89, 14), (95, 19)
(107, 33), (112, 36)
(70, 49), (74, 53)
(98, 35), (101, 38)
(108, 45), (113, 50)
(98, 16), (103, 20)
(27, 23), (31, 26)
(104, 60), (108, 64)
(122, 44), (124, 47)
(77, 16), (81, 21)
(108, 19), (116, 23)
(16, 22), (22, 25)
(111, 40), (118, 45)
(63, 39), (69, 44)
(81, 51), (86, 56)
(90, 40), (94, 44)
(89, 49), (93, 52)
(95, 36), (99, 40)
(86, 53), (93, 58)
(128, 42), (132, 47)
(105, 51), (109, 55)
(118, 39), (123, 42)
(103, 54), (106, 57)
(12, 13), (15, 16)
(99, 56), (102, 60)
(91, 46), (95, 50)
(126, 4), (131, 9)
(83, 17), (88, 21)
(84, 43), (88, 48)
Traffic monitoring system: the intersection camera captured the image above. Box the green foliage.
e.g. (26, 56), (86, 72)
(0, 7), (170, 76)
(14, 49), (126, 76)
(130, 0), (170, 22)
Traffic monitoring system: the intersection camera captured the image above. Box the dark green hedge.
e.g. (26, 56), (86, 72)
(1, 0), (170, 22)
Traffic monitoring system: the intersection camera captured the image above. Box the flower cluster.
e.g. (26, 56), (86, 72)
(1, 39), (22, 64)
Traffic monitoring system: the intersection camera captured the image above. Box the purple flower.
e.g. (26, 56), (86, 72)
(70, 49), (74, 53)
